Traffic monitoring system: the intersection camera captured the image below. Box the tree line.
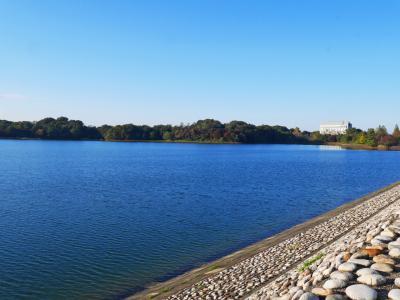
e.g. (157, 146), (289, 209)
(0, 117), (399, 147)
(0, 117), (312, 144)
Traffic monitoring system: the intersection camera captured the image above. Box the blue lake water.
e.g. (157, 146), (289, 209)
(0, 140), (399, 299)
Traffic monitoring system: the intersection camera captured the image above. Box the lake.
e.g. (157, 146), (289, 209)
(0, 140), (399, 299)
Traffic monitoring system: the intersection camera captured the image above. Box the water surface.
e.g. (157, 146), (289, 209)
(0, 141), (399, 299)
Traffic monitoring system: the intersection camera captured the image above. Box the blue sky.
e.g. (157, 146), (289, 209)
(0, 0), (399, 131)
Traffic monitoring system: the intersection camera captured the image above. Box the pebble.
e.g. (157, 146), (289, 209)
(390, 248), (400, 257)
(373, 254), (395, 265)
(351, 252), (368, 259)
(357, 273), (386, 286)
(370, 239), (387, 247)
(348, 258), (372, 267)
(323, 279), (347, 289)
(345, 284), (377, 300)
(326, 295), (347, 300)
(311, 287), (331, 296)
(370, 262), (394, 273)
(299, 292), (319, 300)
(356, 268), (378, 276)
(381, 229), (396, 238)
(375, 235), (392, 242)
(343, 252), (351, 262)
(362, 247), (382, 257)
(395, 278), (400, 287)
(356, 268), (379, 276)
(338, 262), (357, 272)
(330, 270), (354, 281)
(389, 289), (400, 300)
(389, 241), (400, 250)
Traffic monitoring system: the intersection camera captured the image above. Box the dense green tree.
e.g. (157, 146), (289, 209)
(0, 117), (399, 147)
(0, 117), (101, 140)
(366, 128), (377, 147)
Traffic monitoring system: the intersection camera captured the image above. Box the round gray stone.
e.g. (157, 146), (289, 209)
(348, 258), (372, 267)
(299, 292), (319, 300)
(331, 270), (354, 281)
(356, 268), (378, 277)
(357, 273), (386, 286)
(388, 289), (400, 300)
(345, 284), (377, 300)
(338, 262), (358, 272)
(323, 279), (347, 289)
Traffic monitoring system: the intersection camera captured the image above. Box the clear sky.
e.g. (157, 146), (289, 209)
(0, 0), (399, 131)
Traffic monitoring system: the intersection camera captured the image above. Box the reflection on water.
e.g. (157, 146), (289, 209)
(318, 145), (344, 151)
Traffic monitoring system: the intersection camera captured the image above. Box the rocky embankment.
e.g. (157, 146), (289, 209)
(248, 185), (400, 300)
(160, 185), (400, 300)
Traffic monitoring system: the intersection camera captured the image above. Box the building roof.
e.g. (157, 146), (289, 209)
(320, 121), (350, 127)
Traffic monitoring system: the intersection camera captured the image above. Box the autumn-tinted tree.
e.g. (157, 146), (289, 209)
(1, 117), (399, 147)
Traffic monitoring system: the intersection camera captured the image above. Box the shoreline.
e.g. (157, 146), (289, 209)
(127, 181), (400, 300)
(327, 142), (400, 151)
(0, 137), (306, 145)
(2, 138), (400, 151)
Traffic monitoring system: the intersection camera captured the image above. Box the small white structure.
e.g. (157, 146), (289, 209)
(320, 121), (352, 135)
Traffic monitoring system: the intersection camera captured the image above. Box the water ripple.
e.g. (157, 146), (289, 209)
(0, 141), (399, 299)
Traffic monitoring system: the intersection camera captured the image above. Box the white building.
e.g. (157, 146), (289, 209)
(320, 121), (352, 135)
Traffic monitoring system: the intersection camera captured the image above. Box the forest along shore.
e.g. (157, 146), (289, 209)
(2, 117), (400, 148)
(128, 182), (400, 300)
